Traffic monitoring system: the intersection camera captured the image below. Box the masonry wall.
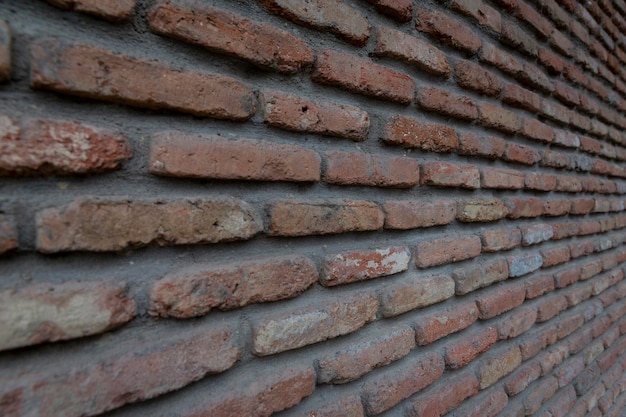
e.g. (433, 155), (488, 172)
(1, 0), (626, 416)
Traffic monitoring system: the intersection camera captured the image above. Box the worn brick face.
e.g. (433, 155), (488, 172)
(46, 0), (136, 21)
(417, 87), (479, 120)
(421, 161), (480, 189)
(383, 115), (458, 152)
(383, 199), (456, 230)
(456, 198), (508, 222)
(379, 274), (455, 317)
(414, 301), (479, 345)
(455, 60), (502, 96)
(0, 20), (10, 82)
(321, 246), (410, 286)
(444, 326), (498, 368)
(415, 235), (481, 268)
(416, 8), (482, 53)
(323, 151), (419, 188)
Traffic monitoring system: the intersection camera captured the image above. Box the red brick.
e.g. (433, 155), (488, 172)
(541, 246), (571, 268)
(450, 0), (501, 32)
(479, 42), (523, 76)
(454, 60), (502, 96)
(554, 267), (581, 288)
(411, 372), (480, 417)
(416, 86), (479, 120)
(268, 199), (383, 237)
(382, 199), (456, 230)
(45, 0), (135, 21)
(444, 326), (497, 368)
(150, 132), (320, 182)
(537, 344), (569, 375)
(30, 38), (255, 120)
(541, 0), (570, 28)
(287, 393), (364, 417)
(374, 26), (450, 77)
(0, 213), (17, 255)
(505, 197), (543, 219)
(516, 0), (553, 37)
(501, 20), (538, 56)
(317, 325), (415, 383)
(447, 387), (508, 417)
(479, 102), (521, 133)
(507, 252), (543, 277)
(14, 325), (240, 417)
(367, 0), (412, 22)
(554, 80), (580, 106)
(420, 161), (480, 189)
(481, 167), (524, 189)
(540, 149), (570, 169)
(379, 274), (455, 317)
(580, 260), (603, 280)
(503, 143), (541, 165)
(414, 301), (478, 345)
(519, 63), (553, 93)
(480, 227), (522, 252)
(551, 222), (579, 240)
(540, 100), (570, 124)
(0, 281), (135, 351)
(569, 241), (595, 259)
(520, 223), (553, 246)
(523, 376), (559, 414)
(186, 364), (315, 417)
(312, 50), (413, 104)
(497, 305), (537, 339)
(252, 293), (377, 355)
(321, 246), (410, 286)
(0, 116), (131, 176)
(476, 281), (526, 319)
(323, 150), (419, 188)
(415, 8), (482, 54)
(37, 197), (261, 253)
(579, 136), (603, 154)
(538, 47), (566, 74)
(550, 29), (574, 56)
(259, 0), (369, 45)
(456, 198), (508, 222)
(415, 235), (481, 268)
(526, 173), (557, 192)
(260, 89), (369, 140)
(458, 133), (505, 159)
(525, 274), (555, 299)
(556, 175), (582, 192)
(0, 20), (10, 82)
(149, 1), (313, 73)
(477, 345), (523, 388)
(382, 115), (458, 152)
(505, 360), (541, 396)
(452, 258), (509, 295)
(520, 118), (555, 143)
(362, 351), (444, 415)
(535, 294), (567, 322)
(553, 129), (580, 148)
(502, 83), (541, 111)
(150, 255), (317, 318)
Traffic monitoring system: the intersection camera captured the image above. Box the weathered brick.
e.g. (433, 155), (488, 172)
(479, 102), (521, 133)
(538, 47), (566, 74)
(517, 0), (553, 37)
(535, 294), (567, 322)
(541, 246), (571, 268)
(552, 222), (579, 240)
(323, 151), (419, 188)
(282, 392), (364, 417)
(420, 161), (480, 189)
(563, 283), (593, 307)
(503, 83), (541, 111)
(505, 196), (543, 218)
(150, 255), (317, 318)
(37, 197), (262, 252)
(450, 0), (501, 32)
(382, 199), (456, 230)
(0, 20), (10, 82)
(448, 387), (508, 417)
(149, 1), (313, 73)
(362, 351), (444, 415)
(252, 293), (378, 355)
(317, 325), (415, 384)
(520, 118), (555, 143)
(543, 199), (571, 216)
(458, 133), (506, 159)
(444, 326), (498, 368)
(481, 167), (524, 189)
(0, 213), (17, 255)
(150, 131), (320, 182)
(415, 235), (481, 268)
(550, 29), (574, 56)
(321, 246), (410, 286)
(414, 301), (478, 345)
(520, 223), (553, 246)
(556, 175), (582, 193)
(526, 173), (557, 192)
(477, 345), (522, 389)
(554, 80), (580, 106)
(480, 228), (522, 252)
(479, 42), (523, 76)
(523, 376), (559, 414)
(540, 99), (570, 124)
(312, 50), (414, 104)
(268, 199), (383, 236)
(379, 274), (455, 317)
(31, 38), (255, 120)
(409, 371), (479, 416)
(508, 253), (543, 277)
(415, 8), (482, 54)
(382, 115), (458, 152)
(503, 143), (541, 165)
(416, 87), (479, 120)
(456, 198), (508, 222)
(476, 281), (526, 319)
(367, 0), (412, 22)
(374, 26), (450, 76)
(259, 0), (369, 45)
(505, 360), (542, 396)
(525, 274), (555, 299)
(541, 149), (570, 169)
(260, 89), (369, 140)
(497, 305), (537, 339)
(455, 60), (502, 96)
(11, 325), (240, 417)
(452, 258), (509, 295)
(0, 281), (135, 351)
(45, 0), (135, 21)
(501, 19), (538, 56)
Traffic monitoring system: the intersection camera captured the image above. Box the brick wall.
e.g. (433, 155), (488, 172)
(1, 0), (626, 416)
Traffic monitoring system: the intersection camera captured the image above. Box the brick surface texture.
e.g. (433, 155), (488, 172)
(2, 1), (626, 416)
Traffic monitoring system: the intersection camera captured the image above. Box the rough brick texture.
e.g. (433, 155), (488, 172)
(3, 1), (626, 417)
